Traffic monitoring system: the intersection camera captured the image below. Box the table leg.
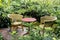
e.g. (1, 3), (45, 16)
(28, 27), (30, 33)
(21, 25), (24, 31)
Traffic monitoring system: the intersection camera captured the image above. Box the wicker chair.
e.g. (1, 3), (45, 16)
(40, 16), (57, 27)
(40, 16), (57, 36)
(8, 14), (23, 32)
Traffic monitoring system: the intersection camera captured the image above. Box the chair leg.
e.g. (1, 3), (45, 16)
(10, 26), (14, 32)
(10, 25), (18, 32)
(14, 26), (18, 31)
(21, 25), (24, 31)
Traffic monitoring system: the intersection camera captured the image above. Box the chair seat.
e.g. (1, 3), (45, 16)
(12, 22), (22, 25)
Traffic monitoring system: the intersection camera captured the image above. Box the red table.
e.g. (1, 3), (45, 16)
(22, 18), (36, 22)
(22, 18), (36, 34)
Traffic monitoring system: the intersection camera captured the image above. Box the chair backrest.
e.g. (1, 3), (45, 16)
(8, 14), (23, 22)
(40, 16), (57, 27)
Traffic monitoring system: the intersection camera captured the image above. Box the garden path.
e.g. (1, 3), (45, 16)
(0, 27), (27, 40)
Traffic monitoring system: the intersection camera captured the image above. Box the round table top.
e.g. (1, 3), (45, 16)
(22, 18), (36, 22)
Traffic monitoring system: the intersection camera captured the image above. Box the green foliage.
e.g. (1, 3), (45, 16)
(18, 25), (42, 40)
(0, 16), (11, 28)
(1, 0), (59, 22)
(43, 36), (53, 40)
(17, 25), (55, 40)
(53, 26), (60, 38)
(0, 33), (4, 40)
(0, 0), (59, 15)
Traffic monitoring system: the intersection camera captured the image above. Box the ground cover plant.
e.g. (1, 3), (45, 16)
(0, 33), (4, 40)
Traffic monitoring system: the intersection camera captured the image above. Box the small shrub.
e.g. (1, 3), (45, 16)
(0, 16), (11, 28)
(53, 26), (60, 37)
(0, 33), (4, 40)
(22, 10), (50, 22)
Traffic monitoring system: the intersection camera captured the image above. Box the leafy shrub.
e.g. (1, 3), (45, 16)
(9, 23), (43, 40)
(18, 25), (42, 40)
(22, 10), (50, 22)
(0, 33), (4, 40)
(53, 26), (60, 37)
(0, 16), (11, 28)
